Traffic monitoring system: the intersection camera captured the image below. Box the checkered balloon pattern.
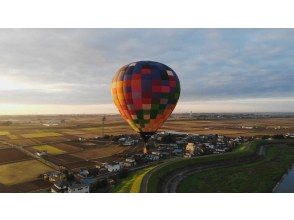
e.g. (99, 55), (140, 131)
(111, 61), (181, 133)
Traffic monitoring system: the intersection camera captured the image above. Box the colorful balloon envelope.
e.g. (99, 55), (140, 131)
(111, 61), (181, 142)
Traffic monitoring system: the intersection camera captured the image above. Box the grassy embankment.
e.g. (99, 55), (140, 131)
(177, 139), (294, 192)
(147, 141), (259, 193)
(111, 166), (156, 193)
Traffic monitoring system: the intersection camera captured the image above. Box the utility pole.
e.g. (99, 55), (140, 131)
(101, 115), (106, 137)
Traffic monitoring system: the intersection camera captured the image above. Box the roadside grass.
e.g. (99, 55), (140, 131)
(32, 145), (66, 155)
(147, 141), (260, 192)
(0, 160), (53, 185)
(177, 140), (294, 192)
(112, 166), (156, 193)
(130, 166), (155, 193)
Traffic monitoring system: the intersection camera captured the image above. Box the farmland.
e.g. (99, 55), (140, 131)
(0, 114), (293, 192)
(73, 144), (127, 160)
(0, 148), (31, 164)
(0, 160), (53, 186)
(30, 145), (66, 155)
(21, 132), (62, 138)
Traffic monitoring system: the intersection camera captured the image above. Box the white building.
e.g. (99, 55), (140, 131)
(68, 183), (89, 193)
(36, 151), (48, 157)
(51, 181), (68, 193)
(105, 162), (121, 172)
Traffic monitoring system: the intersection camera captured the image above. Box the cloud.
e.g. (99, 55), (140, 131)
(0, 29), (293, 112)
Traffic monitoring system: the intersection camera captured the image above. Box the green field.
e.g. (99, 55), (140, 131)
(21, 132), (62, 138)
(0, 160), (53, 185)
(146, 142), (257, 192)
(0, 131), (10, 135)
(0, 131), (18, 139)
(177, 140), (294, 192)
(112, 166), (156, 193)
(32, 145), (66, 155)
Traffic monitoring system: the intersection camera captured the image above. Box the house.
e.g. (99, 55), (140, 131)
(118, 137), (127, 143)
(148, 154), (160, 161)
(44, 171), (62, 182)
(105, 162), (121, 172)
(173, 148), (183, 156)
(184, 152), (192, 158)
(123, 140), (135, 146)
(80, 169), (89, 177)
(68, 183), (89, 193)
(151, 151), (161, 156)
(51, 180), (69, 193)
(186, 143), (196, 155)
(123, 158), (136, 167)
(36, 151), (48, 157)
(151, 151), (169, 159)
(78, 137), (86, 141)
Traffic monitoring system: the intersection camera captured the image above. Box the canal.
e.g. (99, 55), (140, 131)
(274, 165), (294, 193)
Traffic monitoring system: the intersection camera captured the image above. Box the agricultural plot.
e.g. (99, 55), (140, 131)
(162, 118), (294, 137)
(43, 154), (95, 170)
(0, 148), (31, 164)
(67, 140), (115, 149)
(21, 132), (62, 138)
(51, 143), (82, 153)
(8, 138), (43, 147)
(30, 145), (66, 155)
(0, 160), (53, 185)
(73, 144), (126, 160)
(0, 131), (19, 140)
(0, 179), (52, 193)
(60, 129), (88, 135)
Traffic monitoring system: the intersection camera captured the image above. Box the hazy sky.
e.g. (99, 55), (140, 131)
(0, 29), (293, 114)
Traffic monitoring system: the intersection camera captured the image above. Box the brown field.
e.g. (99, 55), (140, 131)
(72, 144), (127, 160)
(43, 154), (96, 170)
(161, 118), (294, 137)
(0, 148), (31, 164)
(26, 145), (66, 155)
(43, 154), (84, 166)
(0, 179), (52, 193)
(51, 143), (82, 153)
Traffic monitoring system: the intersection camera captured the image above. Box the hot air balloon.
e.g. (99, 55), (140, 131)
(111, 61), (180, 153)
